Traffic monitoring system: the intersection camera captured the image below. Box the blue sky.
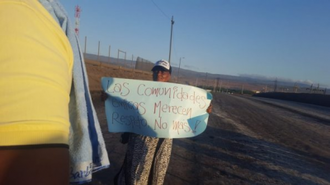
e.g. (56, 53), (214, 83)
(59, 0), (330, 88)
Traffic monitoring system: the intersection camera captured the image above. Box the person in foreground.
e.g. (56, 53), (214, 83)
(114, 59), (212, 185)
(0, 1), (72, 184)
(0, 1), (109, 184)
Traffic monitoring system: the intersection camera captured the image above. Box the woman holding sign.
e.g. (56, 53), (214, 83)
(114, 60), (212, 185)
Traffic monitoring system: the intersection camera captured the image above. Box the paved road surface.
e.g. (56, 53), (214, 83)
(89, 93), (330, 185)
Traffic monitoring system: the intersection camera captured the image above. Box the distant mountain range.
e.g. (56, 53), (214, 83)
(85, 53), (327, 94)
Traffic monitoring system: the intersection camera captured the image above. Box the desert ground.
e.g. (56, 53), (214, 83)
(85, 61), (330, 185)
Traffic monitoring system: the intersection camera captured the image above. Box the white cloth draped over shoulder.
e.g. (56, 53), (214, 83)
(38, 0), (110, 184)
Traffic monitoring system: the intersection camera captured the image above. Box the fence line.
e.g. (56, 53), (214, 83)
(82, 36), (329, 95)
(83, 36), (155, 73)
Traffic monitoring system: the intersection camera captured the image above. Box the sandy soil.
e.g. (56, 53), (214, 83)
(85, 62), (330, 185)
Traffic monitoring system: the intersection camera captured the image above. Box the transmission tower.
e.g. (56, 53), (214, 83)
(74, 5), (81, 36)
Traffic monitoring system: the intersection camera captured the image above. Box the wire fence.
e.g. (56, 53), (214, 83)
(82, 36), (155, 73)
(81, 36), (329, 95)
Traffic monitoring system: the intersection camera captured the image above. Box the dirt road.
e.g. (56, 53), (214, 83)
(88, 93), (330, 185)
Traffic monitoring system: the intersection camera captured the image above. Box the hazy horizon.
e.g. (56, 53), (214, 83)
(60, 0), (330, 88)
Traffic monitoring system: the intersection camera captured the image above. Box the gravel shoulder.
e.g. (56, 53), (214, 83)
(166, 93), (330, 185)
(88, 93), (330, 185)
(85, 62), (330, 185)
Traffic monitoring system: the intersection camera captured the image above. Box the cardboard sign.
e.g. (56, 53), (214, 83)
(101, 77), (212, 138)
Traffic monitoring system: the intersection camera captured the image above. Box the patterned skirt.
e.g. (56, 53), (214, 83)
(116, 133), (173, 185)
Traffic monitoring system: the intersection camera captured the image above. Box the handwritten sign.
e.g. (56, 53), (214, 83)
(101, 77), (212, 138)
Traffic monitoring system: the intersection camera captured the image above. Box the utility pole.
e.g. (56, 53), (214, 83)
(168, 16), (174, 64)
(132, 54), (134, 69)
(216, 78), (220, 92)
(213, 79), (217, 92)
(203, 72), (208, 89)
(117, 49), (126, 63)
(97, 41), (100, 61)
(177, 57), (184, 82)
(108, 45), (111, 63)
(274, 78), (278, 92)
(219, 80), (222, 92)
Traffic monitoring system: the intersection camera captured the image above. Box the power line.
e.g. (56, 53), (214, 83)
(150, 0), (178, 65)
(150, 0), (171, 20)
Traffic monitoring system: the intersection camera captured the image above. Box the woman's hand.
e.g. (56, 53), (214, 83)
(206, 103), (212, 114)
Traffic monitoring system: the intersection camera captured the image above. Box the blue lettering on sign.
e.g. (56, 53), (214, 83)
(70, 163), (93, 180)
(101, 77), (212, 138)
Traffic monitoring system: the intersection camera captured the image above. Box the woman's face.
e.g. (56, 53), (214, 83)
(152, 69), (171, 82)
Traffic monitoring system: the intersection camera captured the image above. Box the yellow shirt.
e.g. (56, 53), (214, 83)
(0, 0), (73, 146)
